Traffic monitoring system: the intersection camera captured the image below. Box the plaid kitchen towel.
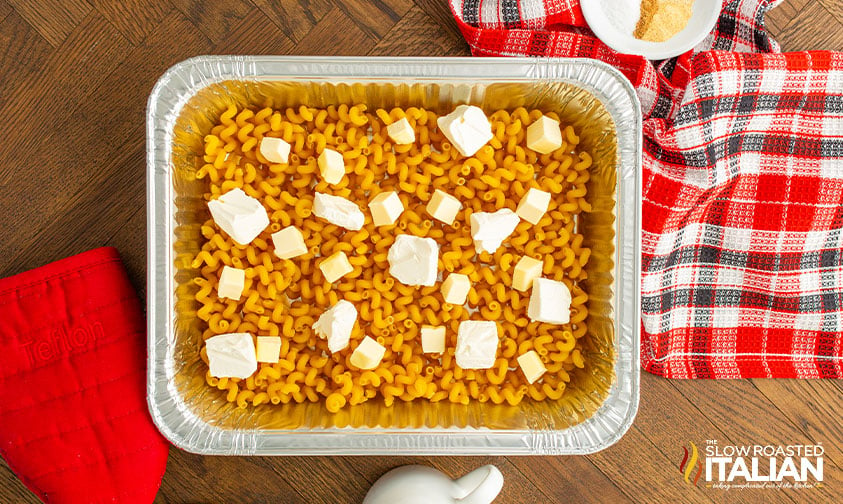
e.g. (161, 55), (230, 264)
(449, 0), (843, 378)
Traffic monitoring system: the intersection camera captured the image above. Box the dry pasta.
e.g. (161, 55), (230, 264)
(193, 103), (593, 411)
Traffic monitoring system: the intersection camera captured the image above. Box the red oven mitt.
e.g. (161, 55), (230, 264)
(0, 247), (169, 503)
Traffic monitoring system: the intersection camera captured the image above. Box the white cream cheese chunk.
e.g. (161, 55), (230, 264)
(312, 300), (358, 353)
(469, 208), (520, 254)
(436, 105), (493, 157)
(455, 321), (499, 369)
(205, 332), (257, 379)
(528, 278), (572, 324)
(207, 188), (270, 246)
(387, 234), (439, 287)
(313, 192), (365, 231)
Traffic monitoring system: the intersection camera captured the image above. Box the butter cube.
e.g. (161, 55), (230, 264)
(517, 350), (547, 384)
(421, 326), (446, 353)
(526, 115), (563, 154)
(426, 189), (462, 225)
(318, 148), (345, 185)
(528, 278), (572, 324)
(271, 225), (308, 260)
(512, 256), (544, 292)
(516, 188), (552, 225)
(320, 251), (354, 283)
(255, 336), (282, 363)
(368, 191), (404, 227)
(218, 265), (245, 300)
(386, 117), (415, 145)
(350, 336), (386, 370)
(259, 136), (291, 164)
(441, 273), (470, 305)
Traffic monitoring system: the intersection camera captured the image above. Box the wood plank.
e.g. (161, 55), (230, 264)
(6, 0), (90, 47)
(0, 10), (54, 111)
(0, 0), (11, 23)
(669, 379), (842, 502)
(258, 457), (373, 503)
(588, 425), (714, 504)
(336, 455), (555, 503)
(154, 450), (307, 503)
(103, 206), (146, 299)
(0, 12), (131, 237)
(0, 461), (39, 503)
(0, 11), (212, 278)
(369, 5), (469, 57)
(250, 0), (333, 43)
(212, 7), (295, 54)
(291, 6), (377, 56)
(510, 455), (633, 503)
(752, 379), (843, 467)
(89, 0), (173, 46)
(169, 0), (254, 44)
(817, 0), (843, 24)
(767, 0), (843, 51)
(413, 0), (467, 43)
(764, 0), (810, 35)
(334, 0), (413, 40)
(639, 375), (797, 503)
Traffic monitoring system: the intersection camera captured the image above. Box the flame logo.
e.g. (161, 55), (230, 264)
(679, 442), (703, 486)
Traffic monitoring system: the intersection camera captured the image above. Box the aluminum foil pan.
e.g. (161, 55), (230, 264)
(147, 56), (641, 455)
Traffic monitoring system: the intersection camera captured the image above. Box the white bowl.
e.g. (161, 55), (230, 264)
(582, 0), (721, 60)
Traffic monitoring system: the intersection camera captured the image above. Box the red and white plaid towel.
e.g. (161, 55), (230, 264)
(449, 0), (843, 378)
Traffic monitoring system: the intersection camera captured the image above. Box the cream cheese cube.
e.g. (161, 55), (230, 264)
(455, 321), (499, 369)
(528, 278), (572, 324)
(526, 115), (563, 154)
(255, 336), (282, 363)
(318, 148), (345, 184)
(516, 188), (552, 225)
(386, 117), (415, 145)
(368, 191), (404, 227)
(469, 208), (520, 254)
(312, 300), (358, 353)
(441, 273), (470, 305)
(517, 350), (547, 384)
(218, 265), (246, 300)
(205, 332), (257, 379)
(271, 225), (308, 259)
(512, 256), (544, 292)
(437, 105), (493, 157)
(426, 189), (462, 225)
(320, 251), (354, 283)
(387, 234), (439, 287)
(207, 188), (270, 246)
(259, 136), (291, 164)
(313, 192), (365, 231)
(421, 326), (446, 353)
(350, 336), (386, 370)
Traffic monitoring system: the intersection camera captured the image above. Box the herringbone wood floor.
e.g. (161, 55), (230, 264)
(0, 0), (841, 503)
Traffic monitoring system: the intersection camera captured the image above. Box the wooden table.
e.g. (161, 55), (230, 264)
(1, 1), (841, 502)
